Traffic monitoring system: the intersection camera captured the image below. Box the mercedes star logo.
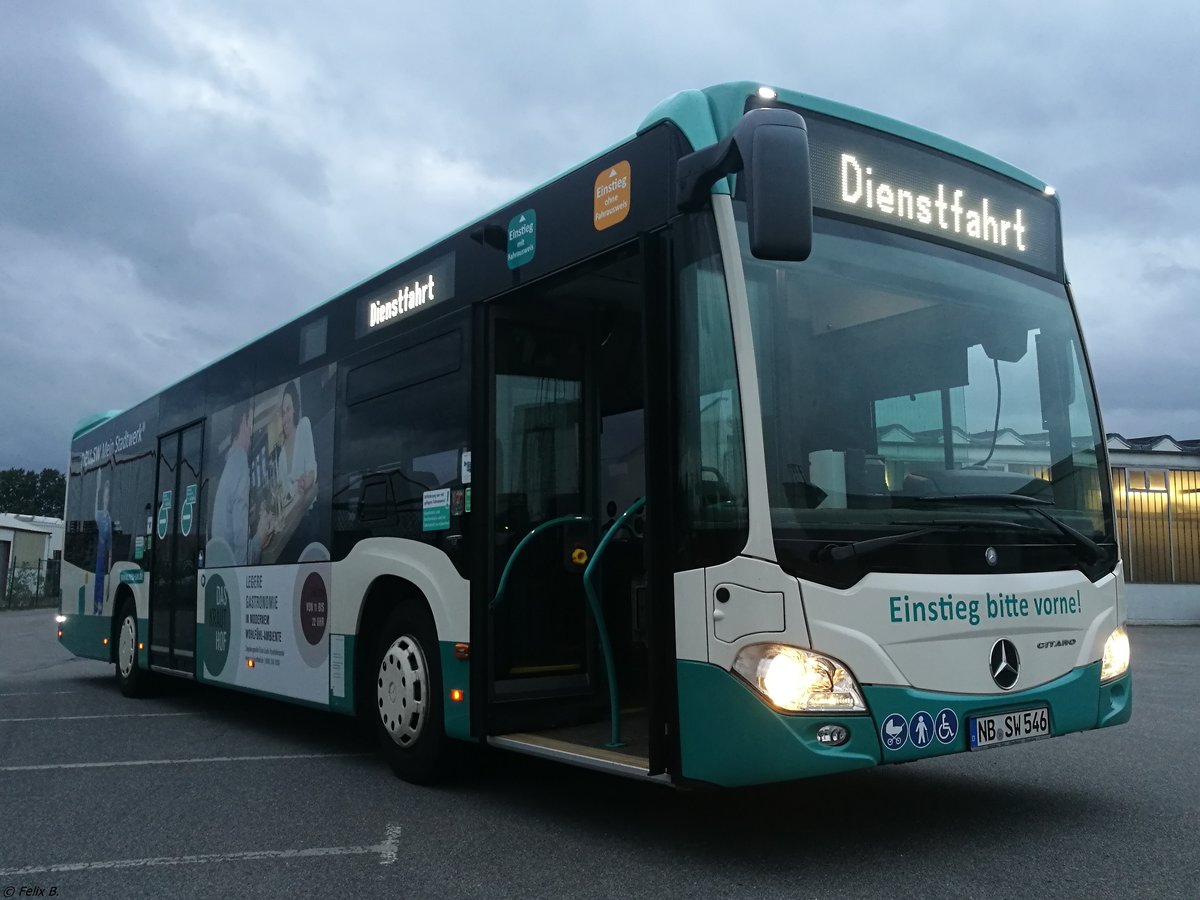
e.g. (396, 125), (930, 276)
(990, 638), (1020, 690)
(985, 546), (998, 567)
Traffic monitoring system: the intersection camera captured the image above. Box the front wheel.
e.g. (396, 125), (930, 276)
(373, 605), (450, 784)
(116, 600), (152, 697)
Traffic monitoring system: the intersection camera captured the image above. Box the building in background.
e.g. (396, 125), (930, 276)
(0, 513), (63, 608)
(1107, 434), (1200, 624)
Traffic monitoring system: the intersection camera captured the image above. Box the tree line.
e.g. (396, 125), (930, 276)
(0, 468), (67, 518)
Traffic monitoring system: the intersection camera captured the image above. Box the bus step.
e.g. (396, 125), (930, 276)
(488, 733), (667, 784)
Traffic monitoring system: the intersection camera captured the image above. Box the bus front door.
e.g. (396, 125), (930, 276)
(487, 313), (599, 729)
(480, 245), (656, 755)
(150, 422), (204, 675)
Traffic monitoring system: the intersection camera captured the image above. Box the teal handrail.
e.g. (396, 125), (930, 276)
(490, 514), (589, 610)
(583, 496), (645, 749)
(489, 499), (645, 751)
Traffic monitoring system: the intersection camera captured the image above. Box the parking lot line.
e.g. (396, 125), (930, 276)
(0, 751), (372, 773)
(0, 825), (402, 876)
(0, 712), (198, 723)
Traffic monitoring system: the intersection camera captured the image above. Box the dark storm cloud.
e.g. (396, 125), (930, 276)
(1, 4), (332, 309)
(2, 0), (1198, 475)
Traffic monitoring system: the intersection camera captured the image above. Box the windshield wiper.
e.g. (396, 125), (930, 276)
(914, 492), (1106, 563)
(820, 526), (943, 563)
(818, 516), (1042, 564)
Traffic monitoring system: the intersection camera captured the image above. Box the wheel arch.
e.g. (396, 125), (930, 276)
(333, 539), (468, 725)
(354, 574), (435, 717)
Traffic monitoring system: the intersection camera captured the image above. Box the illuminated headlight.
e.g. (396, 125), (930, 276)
(732, 644), (866, 713)
(1101, 627), (1130, 682)
(55, 615), (67, 623)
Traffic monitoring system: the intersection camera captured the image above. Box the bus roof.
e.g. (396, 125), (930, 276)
(72, 81), (1048, 442)
(73, 410), (125, 441)
(638, 81), (1047, 192)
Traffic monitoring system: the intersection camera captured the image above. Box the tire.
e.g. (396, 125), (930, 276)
(115, 599), (152, 698)
(372, 604), (450, 784)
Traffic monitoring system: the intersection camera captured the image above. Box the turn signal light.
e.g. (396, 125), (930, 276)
(102, 637), (109, 646)
(247, 659), (255, 669)
(450, 689), (464, 702)
(57, 629), (63, 638)
(454, 643), (470, 660)
(138, 642), (144, 651)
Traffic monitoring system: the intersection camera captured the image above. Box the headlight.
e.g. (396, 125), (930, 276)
(1101, 626), (1130, 682)
(732, 644), (866, 713)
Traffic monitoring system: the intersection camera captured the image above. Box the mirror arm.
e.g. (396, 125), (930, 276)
(676, 133), (743, 212)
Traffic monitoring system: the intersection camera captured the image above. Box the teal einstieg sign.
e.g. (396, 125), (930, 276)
(507, 210), (536, 270)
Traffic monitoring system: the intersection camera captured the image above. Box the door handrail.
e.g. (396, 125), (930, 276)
(583, 496), (645, 749)
(490, 515), (590, 610)
(489, 499), (645, 751)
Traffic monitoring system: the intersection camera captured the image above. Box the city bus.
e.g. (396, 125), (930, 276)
(58, 81), (1131, 787)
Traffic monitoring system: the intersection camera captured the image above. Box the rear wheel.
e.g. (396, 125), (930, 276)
(373, 604), (450, 784)
(116, 599), (151, 697)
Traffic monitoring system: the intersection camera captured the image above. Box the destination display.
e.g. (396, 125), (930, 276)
(356, 252), (455, 338)
(801, 112), (1061, 278)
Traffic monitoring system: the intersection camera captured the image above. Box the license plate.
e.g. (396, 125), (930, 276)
(969, 707), (1050, 750)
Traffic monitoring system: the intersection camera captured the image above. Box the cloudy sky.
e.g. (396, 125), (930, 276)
(2, 1), (1197, 471)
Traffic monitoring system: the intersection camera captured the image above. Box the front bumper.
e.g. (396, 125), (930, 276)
(676, 660), (1131, 787)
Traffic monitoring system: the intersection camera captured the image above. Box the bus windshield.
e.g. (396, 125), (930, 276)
(737, 208), (1115, 581)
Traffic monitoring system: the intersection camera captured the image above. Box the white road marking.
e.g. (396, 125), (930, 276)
(0, 712), (197, 723)
(0, 691), (78, 697)
(0, 751), (372, 773)
(380, 824), (401, 865)
(0, 825), (403, 876)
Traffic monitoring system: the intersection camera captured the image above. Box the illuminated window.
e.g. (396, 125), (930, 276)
(1129, 469), (1168, 492)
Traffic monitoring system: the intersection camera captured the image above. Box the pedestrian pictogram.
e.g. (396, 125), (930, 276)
(909, 711), (934, 749)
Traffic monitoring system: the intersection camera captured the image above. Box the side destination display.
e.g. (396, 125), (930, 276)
(356, 252), (455, 338)
(799, 111), (1061, 279)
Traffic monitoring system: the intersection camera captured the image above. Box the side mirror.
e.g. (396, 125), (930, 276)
(676, 107), (813, 261)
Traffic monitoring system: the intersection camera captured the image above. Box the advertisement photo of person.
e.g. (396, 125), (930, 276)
(208, 401), (268, 567)
(274, 379), (319, 558)
(204, 364), (335, 569)
(93, 468), (112, 614)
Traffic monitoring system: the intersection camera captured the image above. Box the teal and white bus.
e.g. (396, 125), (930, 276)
(58, 82), (1131, 787)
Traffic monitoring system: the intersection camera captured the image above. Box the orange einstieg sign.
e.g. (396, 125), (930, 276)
(593, 161), (631, 231)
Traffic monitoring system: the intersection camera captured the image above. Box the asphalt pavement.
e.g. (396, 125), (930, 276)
(0, 608), (1196, 899)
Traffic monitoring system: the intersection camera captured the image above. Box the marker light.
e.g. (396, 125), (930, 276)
(757, 86), (778, 100)
(732, 644), (866, 713)
(247, 659), (255, 669)
(55, 615), (67, 623)
(57, 630), (63, 638)
(1044, 185), (1056, 196)
(138, 642), (144, 651)
(1101, 627), (1130, 682)
(102, 637), (109, 646)
(449, 689), (464, 703)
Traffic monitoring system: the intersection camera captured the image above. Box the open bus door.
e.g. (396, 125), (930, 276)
(473, 241), (675, 777)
